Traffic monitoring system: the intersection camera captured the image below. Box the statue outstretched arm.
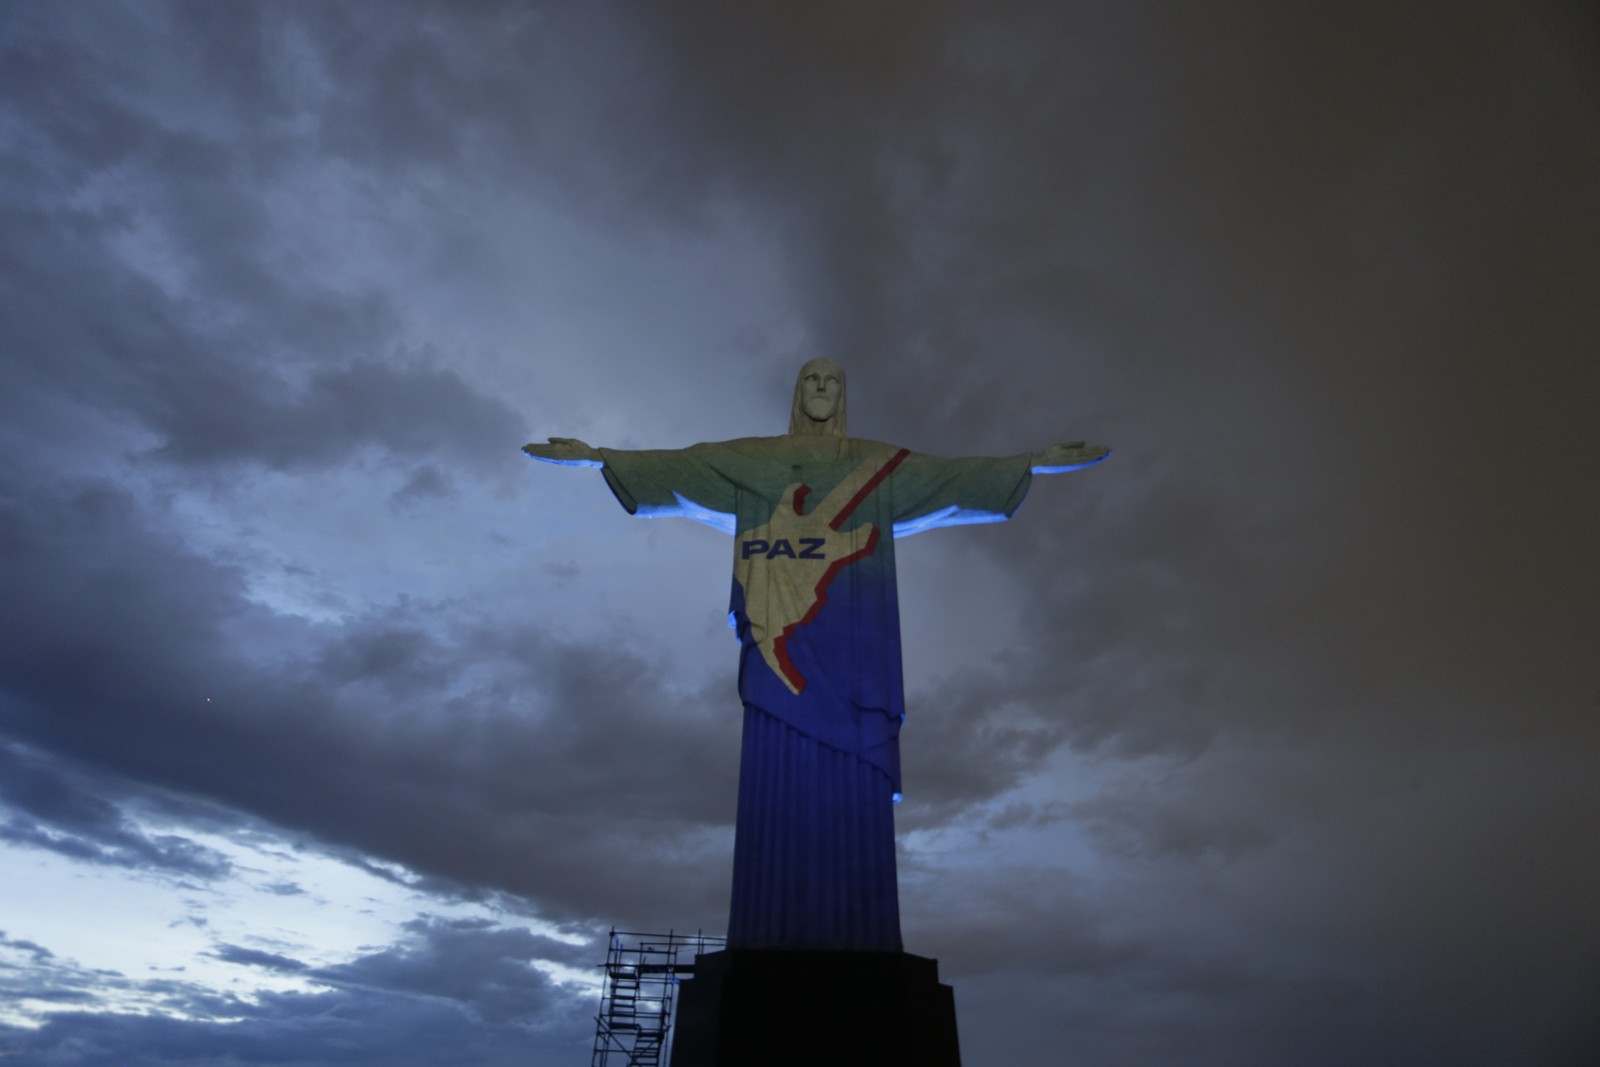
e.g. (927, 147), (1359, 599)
(526, 438), (739, 531)
(1031, 441), (1112, 475)
(523, 437), (604, 468)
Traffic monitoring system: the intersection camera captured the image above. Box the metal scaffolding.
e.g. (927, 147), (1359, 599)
(590, 928), (725, 1067)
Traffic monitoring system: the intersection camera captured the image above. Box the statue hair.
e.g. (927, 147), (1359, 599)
(789, 358), (847, 437)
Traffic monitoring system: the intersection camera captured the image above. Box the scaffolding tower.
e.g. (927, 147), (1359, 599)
(590, 928), (725, 1067)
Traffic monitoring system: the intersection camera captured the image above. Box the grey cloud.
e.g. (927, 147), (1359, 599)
(0, 933), (56, 962)
(390, 464), (455, 508)
(0, 746), (231, 880)
(313, 617), (453, 694)
(145, 356), (528, 473)
(0, 995), (589, 1067)
(0, 913), (599, 1063)
(311, 916), (583, 1026)
(209, 944), (308, 974)
(0, 921), (594, 1067)
(0, 818), (230, 881)
(0, 933), (203, 1021)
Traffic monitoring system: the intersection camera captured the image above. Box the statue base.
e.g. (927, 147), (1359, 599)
(668, 948), (961, 1067)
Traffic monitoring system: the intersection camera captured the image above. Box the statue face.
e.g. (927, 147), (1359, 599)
(800, 365), (842, 423)
(789, 357), (846, 436)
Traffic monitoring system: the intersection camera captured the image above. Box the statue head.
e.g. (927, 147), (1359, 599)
(789, 358), (846, 437)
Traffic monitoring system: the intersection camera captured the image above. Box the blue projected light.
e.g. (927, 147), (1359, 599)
(1030, 451), (1112, 476)
(634, 492), (737, 534)
(893, 504), (1009, 538)
(523, 449), (604, 469)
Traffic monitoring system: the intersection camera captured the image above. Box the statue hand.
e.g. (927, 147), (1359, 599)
(522, 437), (604, 468)
(1031, 442), (1111, 475)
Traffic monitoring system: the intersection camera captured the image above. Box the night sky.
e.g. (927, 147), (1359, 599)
(3, 3), (1598, 1065)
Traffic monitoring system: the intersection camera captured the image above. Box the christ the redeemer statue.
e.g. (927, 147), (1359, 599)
(525, 359), (1108, 953)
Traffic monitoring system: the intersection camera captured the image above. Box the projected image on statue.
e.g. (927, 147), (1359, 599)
(525, 358), (1109, 957)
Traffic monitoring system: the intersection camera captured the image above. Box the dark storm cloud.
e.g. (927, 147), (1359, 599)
(616, 9), (1599, 1064)
(0, 199), (522, 473)
(1, 7), (525, 478)
(142, 355), (527, 472)
(0, 474), (739, 930)
(640, 0), (1600, 882)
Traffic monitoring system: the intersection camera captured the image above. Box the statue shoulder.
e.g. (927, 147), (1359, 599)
(686, 435), (786, 455)
(683, 435), (908, 466)
(846, 437), (901, 456)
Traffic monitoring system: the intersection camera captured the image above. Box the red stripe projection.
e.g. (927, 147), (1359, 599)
(773, 526), (881, 694)
(829, 448), (910, 530)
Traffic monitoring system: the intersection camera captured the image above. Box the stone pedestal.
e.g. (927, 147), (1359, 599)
(668, 948), (961, 1067)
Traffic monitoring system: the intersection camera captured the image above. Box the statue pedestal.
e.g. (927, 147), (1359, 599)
(668, 948), (961, 1067)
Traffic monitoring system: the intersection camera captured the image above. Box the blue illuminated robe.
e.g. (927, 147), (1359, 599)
(600, 435), (1033, 950)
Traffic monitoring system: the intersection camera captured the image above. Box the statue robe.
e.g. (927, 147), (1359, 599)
(600, 435), (1033, 951)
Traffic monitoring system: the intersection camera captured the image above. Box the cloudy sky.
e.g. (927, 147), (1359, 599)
(2, 2), (1597, 1064)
